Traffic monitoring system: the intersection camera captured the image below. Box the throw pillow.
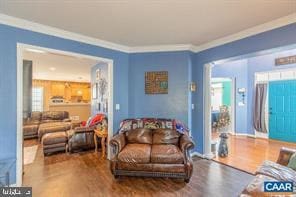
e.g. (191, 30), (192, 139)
(287, 152), (296, 170)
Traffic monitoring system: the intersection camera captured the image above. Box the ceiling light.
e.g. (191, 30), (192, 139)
(49, 67), (56, 71)
(25, 48), (46, 53)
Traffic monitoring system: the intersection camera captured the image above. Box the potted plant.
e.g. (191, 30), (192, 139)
(216, 105), (231, 133)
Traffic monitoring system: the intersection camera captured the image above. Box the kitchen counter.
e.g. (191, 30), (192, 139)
(49, 103), (91, 121)
(49, 103), (90, 106)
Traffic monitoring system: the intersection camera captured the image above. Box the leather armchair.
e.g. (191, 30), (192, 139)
(241, 147), (296, 196)
(67, 126), (96, 153)
(110, 128), (195, 182)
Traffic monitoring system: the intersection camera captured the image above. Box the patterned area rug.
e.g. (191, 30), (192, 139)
(24, 145), (38, 165)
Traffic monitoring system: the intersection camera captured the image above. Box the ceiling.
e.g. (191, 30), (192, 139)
(23, 50), (99, 82)
(0, 0), (295, 47)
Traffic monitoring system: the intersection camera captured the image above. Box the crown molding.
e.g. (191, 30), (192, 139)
(192, 13), (296, 53)
(129, 44), (194, 53)
(0, 13), (130, 52)
(0, 13), (295, 54)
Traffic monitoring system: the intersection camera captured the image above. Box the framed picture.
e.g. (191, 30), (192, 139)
(92, 83), (98, 99)
(96, 69), (101, 81)
(145, 71), (168, 94)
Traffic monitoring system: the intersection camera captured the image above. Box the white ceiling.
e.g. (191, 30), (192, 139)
(0, 0), (295, 47)
(23, 50), (99, 82)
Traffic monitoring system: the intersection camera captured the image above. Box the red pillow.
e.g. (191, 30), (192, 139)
(87, 114), (106, 127)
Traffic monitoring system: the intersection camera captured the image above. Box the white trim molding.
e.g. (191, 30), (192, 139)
(235, 133), (256, 138)
(0, 14), (129, 52)
(0, 13), (295, 53)
(191, 13), (296, 52)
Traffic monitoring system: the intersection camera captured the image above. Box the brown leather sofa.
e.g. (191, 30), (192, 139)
(110, 128), (195, 182)
(241, 147), (296, 196)
(23, 111), (70, 139)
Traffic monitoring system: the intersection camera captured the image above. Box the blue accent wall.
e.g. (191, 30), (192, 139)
(128, 51), (193, 128)
(0, 24), (129, 184)
(0, 20), (295, 184)
(192, 23), (296, 153)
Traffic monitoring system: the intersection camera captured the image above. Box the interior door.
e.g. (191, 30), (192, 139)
(269, 80), (296, 143)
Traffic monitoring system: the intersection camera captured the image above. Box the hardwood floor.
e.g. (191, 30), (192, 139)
(23, 139), (253, 197)
(212, 133), (296, 174)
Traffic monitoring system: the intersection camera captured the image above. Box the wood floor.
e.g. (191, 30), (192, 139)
(212, 133), (296, 174)
(23, 139), (253, 197)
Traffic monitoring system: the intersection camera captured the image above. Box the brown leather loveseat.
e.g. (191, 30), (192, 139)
(110, 128), (195, 182)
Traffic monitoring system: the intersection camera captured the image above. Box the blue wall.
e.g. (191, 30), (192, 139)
(0, 20), (295, 184)
(129, 51), (193, 127)
(192, 23), (296, 153)
(212, 60), (249, 133)
(0, 24), (129, 184)
(212, 48), (296, 135)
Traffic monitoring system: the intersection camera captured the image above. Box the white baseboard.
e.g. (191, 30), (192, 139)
(235, 133), (256, 138)
(190, 151), (205, 158)
(191, 151), (214, 160)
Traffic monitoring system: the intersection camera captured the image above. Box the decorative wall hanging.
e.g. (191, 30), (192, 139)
(145, 71), (168, 94)
(275, 55), (296, 66)
(92, 83), (98, 99)
(189, 82), (197, 92)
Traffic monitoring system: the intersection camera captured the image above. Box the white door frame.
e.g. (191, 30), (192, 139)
(16, 43), (114, 186)
(203, 63), (214, 159)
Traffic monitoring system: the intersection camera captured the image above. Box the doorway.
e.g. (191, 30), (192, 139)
(211, 77), (235, 139)
(203, 46), (296, 173)
(16, 43), (114, 186)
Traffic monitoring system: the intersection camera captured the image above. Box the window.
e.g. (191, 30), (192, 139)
(32, 87), (43, 112)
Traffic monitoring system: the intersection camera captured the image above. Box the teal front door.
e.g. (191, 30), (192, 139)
(269, 80), (296, 143)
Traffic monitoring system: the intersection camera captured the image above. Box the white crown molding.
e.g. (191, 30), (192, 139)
(0, 13), (295, 53)
(0, 13), (130, 52)
(129, 44), (194, 53)
(192, 13), (296, 53)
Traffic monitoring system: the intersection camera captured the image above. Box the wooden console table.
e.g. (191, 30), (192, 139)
(94, 128), (108, 159)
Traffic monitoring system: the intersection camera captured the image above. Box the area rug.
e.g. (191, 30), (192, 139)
(24, 145), (38, 165)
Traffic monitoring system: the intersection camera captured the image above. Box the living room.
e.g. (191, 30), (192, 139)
(0, 1), (295, 197)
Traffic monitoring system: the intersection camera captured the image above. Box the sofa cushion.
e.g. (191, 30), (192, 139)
(38, 122), (71, 139)
(41, 111), (68, 121)
(118, 144), (151, 163)
(256, 160), (296, 185)
(30, 111), (42, 121)
(42, 132), (68, 145)
(23, 125), (39, 136)
(287, 152), (296, 170)
(151, 144), (184, 164)
(125, 128), (152, 144)
(152, 129), (180, 145)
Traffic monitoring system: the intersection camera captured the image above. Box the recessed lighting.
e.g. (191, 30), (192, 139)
(25, 48), (46, 53)
(49, 67), (56, 71)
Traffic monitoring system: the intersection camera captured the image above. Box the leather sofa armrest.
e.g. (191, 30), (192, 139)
(180, 134), (195, 153)
(277, 147), (296, 166)
(110, 133), (126, 156)
(63, 118), (72, 122)
(180, 134), (195, 182)
(74, 127), (95, 134)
